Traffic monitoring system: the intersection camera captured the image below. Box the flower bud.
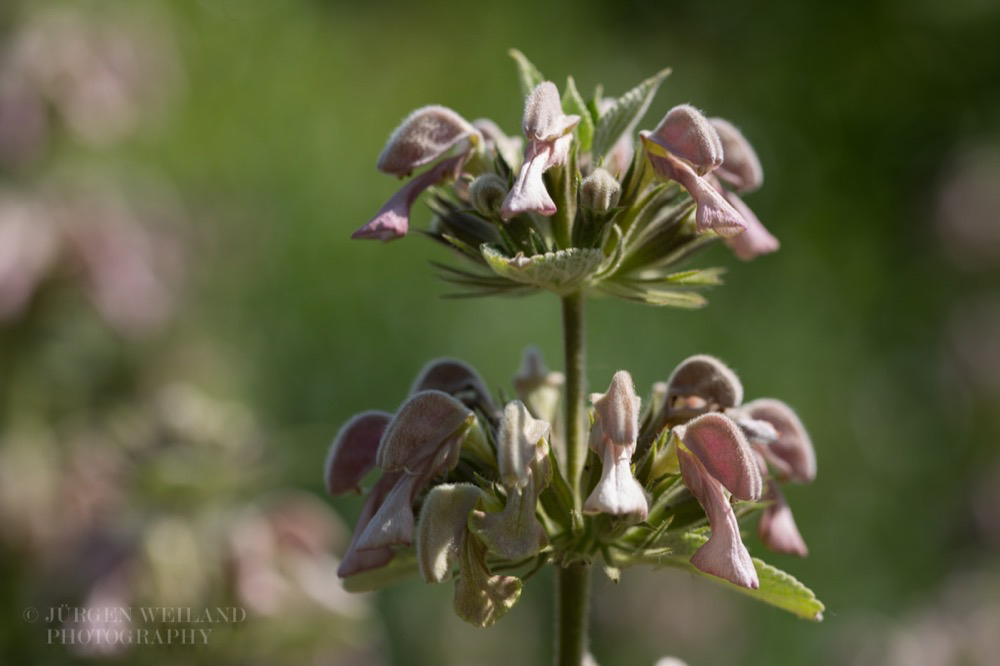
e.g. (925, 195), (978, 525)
(469, 173), (509, 218)
(580, 168), (621, 212)
(377, 105), (477, 177)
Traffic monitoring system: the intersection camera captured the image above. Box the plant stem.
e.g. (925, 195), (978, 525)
(556, 290), (590, 666)
(561, 291), (586, 502)
(556, 562), (590, 666)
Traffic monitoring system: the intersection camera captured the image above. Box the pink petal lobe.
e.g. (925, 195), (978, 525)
(337, 473), (400, 577)
(758, 483), (808, 557)
(722, 191), (779, 261)
(644, 147), (746, 238)
(500, 141), (557, 220)
(353, 156), (463, 241)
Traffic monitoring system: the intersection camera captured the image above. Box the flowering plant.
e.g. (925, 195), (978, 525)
(327, 51), (822, 665)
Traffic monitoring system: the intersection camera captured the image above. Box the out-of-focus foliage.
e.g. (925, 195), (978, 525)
(1, 0), (999, 664)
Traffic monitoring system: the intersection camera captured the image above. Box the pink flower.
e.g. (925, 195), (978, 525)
(354, 106), (479, 241)
(675, 413), (762, 588)
(640, 105), (747, 238)
(709, 117), (779, 260)
(583, 371), (649, 519)
(500, 82), (580, 220)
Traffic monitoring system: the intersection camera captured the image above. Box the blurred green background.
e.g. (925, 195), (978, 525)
(2, 0), (999, 664)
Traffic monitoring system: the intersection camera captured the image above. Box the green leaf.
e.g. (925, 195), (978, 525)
(563, 76), (594, 151)
(592, 68), (672, 159)
(482, 245), (604, 296)
(672, 532), (825, 621)
(509, 49), (545, 98)
(598, 282), (708, 308)
(659, 267), (726, 286)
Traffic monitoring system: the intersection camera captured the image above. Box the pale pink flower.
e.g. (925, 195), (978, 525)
(675, 413), (762, 588)
(584, 371), (648, 519)
(500, 82), (580, 220)
(640, 105), (747, 238)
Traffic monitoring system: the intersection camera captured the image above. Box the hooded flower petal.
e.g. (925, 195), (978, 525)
(325, 410), (392, 496)
(740, 399), (815, 483)
(661, 354), (744, 425)
(758, 483), (808, 557)
(709, 117), (764, 192)
(513, 346), (565, 425)
(375, 390), (473, 474)
(593, 370), (641, 447)
(583, 371), (648, 519)
(675, 413), (761, 500)
(376, 105), (478, 176)
(416, 483), (484, 582)
(409, 357), (497, 415)
(497, 400), (551, 489)
(352, 155), (464, 241)
(675, 413), (762, 588)
(522, 81), (579, 142)
(644, 104), (723, 174)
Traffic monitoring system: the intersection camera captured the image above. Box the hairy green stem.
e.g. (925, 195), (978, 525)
(556, 562), (591, 666)
(556, 291), (590, 666)
(561, 291), (586, 503)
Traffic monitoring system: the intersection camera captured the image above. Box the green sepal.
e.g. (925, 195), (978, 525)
(592, 68), (672, 159)
(563, 76), (594, 152)
(509, 49), (545, 98)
